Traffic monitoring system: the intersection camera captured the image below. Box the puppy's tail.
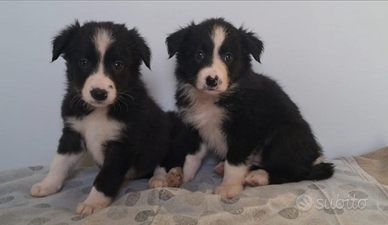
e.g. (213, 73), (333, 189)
(305, 162), (335, 181)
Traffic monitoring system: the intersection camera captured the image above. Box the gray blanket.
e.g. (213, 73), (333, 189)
(1, 157), (388, 225)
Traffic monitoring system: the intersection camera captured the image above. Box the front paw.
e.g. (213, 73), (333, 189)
(214, 184), (244, 199)
(76, 202), (104, 215)
(183, 174), (194, 183)
(167, 167), (183, 187)
(148, 176), (168, 188)
(30, 182), (60, 197)
(77, 187), (112, 215)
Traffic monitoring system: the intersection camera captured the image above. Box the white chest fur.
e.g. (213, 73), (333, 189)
(180, 86), (228, 158)
(66, 108), (124, 165)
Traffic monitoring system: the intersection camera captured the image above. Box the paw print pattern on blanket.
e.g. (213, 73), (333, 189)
(1, 159), (387, 225)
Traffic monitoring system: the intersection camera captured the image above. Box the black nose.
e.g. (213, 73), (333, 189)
(90, 88), (108, 101)
(206, 76), (219, 87)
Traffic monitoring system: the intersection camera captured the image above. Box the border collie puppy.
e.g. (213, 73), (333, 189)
(30, 21), (179, 215)
(166, 18), (334, 199)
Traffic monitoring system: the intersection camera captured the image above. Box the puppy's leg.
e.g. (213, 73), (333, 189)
(214, 162), (270, 187)
(31, 129), (84, 197)
(77, 141), (131, 215)
(148, 166), (168, 188)
(215, 161), (249, 199)
(183, 143), (207, 182)
(244, 169), (269, 186)
(167, 167), (183, 187)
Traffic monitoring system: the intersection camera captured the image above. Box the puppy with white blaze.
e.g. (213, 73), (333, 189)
(30, 21), (184, 215)
(167, 18), (334, 199)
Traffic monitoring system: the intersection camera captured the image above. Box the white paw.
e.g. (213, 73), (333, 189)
(167, 167), (183, 187)
(244, 169), (269, 187)
(183, 173), (195, 183)
(76, 202), (104, 215)
(214, 184), (244, 199)
(313, 156), (326, 165)
(30, 182), (61, 197)
(148, 176), (168, 188)
(214, 161), (225, 175)
(76, 187), (111, 215)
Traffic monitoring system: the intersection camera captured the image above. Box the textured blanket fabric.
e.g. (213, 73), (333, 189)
(1, 156), (388, 225)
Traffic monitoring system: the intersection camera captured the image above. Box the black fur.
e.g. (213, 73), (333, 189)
(168, 18), (334, 185)
(159, 112), (202, 171)
(57, 127), (84, 154)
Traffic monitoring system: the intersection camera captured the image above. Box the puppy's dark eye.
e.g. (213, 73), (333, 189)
(114, 61), (124, 71)
(79, 59), (90, 68)
(224, 53), (234, 63)
(195, 50), (204, 61)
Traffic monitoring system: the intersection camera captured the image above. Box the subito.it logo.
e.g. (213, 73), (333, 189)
(296, 194), (313, 211)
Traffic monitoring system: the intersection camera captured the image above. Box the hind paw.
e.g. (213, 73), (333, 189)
(244, 169), (269, 187)
(149, 176), (168, 188)
(214, 161), (225, 175)
(215, 184), (243, 199)
(167, 167), (183, 187)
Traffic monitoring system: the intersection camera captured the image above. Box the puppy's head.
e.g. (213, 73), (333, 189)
(167, 18), (263, 94)
(52, 20), (150, 107)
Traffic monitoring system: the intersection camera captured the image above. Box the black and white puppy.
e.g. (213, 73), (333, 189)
(167, 18), (334, 199)
(30, 21), (176, 215)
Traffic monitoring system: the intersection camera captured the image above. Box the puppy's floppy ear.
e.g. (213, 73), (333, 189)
(166, 24), (192, 58)
(52, 20), (80, 62)
(239, 27), (264, 63)
(128, 28), (151, 70)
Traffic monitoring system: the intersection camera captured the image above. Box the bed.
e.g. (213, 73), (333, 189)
(1, 147), (388, 225)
